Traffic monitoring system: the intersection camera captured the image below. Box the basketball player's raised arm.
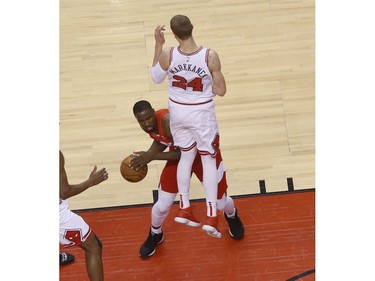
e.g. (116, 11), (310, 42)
(208, 49), (226, 97)
(59, 150), (108, 200)
(151, 25), (170, 83)
(152, 25), (165, 67)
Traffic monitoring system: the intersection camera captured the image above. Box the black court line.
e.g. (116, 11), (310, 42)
(287, 177), (294, 192)
(259, 180), (267, 194)
(73, 188), (315, 213)
(152, 189), (158, 204)
(286, 269), (315, 281)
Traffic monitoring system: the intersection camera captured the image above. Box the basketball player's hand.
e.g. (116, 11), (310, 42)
(130, 151), (152, 170)
(88, 166), (109, 186)
(154, 25), (165, 46)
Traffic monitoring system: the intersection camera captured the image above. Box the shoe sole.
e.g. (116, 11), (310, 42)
(228, 229), (244, 240)
(174, 217), (201, 227)
(202, 225), (222, 238)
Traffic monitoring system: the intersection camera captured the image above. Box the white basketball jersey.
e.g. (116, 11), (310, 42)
(167, 46), (214, 104)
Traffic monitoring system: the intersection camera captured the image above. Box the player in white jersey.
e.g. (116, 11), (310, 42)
(59, 150), (108, 281)
(150, 15), (227, 238)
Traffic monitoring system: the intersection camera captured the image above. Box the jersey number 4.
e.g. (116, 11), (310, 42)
(172, 75), (203, 92)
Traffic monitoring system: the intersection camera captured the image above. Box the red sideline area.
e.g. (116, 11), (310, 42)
(60, 191), (315, 281)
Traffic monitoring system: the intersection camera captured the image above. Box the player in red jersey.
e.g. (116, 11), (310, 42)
(131, 100), (244, 258)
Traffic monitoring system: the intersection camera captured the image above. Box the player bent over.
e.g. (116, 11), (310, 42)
(131, 100), (244, 258)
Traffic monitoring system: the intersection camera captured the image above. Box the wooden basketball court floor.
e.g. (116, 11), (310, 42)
(60, 0), (315, 279)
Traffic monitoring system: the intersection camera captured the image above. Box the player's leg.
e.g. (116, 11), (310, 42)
(200, 153), (221, 238)
(193, 142), (245, 240)
(174, 145), (202, 227)
(140, 189), (176, 258)
(217, 194), (245, 240)
(176, 145), (197, 209)
(215, 149), (245, 240)
(80, 232), (103, 281)
(168, 101), (198, 221)
(191, 144), (221, 237)
(140, 161), (177, 258)
(151, 189), (175, 231)
(192, 103), (222, 237)
(60, 208), (103, 281)
(173, 153), (201, 227)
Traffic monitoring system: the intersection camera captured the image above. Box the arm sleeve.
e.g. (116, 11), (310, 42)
(151, 62), (167, 84)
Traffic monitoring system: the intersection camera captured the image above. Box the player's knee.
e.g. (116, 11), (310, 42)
(82, 232), (102, 254)
(94, 234), (103, 249)
(153, 201), (170, 215)
(153, 189), (175, 215)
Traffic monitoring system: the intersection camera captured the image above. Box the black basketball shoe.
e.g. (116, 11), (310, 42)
(139, 228), (164, 258)
(224, 209), (245, 240)
(59, 252), (75, 265)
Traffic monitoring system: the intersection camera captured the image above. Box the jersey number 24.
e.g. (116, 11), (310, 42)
(172, 75), (203, 92)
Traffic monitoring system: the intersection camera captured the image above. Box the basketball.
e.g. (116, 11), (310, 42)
(120, 155), (148, 183)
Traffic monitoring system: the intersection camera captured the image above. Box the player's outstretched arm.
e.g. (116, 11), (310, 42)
(130, 139), (180, 170)
(131, 140), (166, 169)
(59, 150), (108, 200)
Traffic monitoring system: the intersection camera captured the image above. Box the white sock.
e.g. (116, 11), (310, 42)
(201, 154), (218, 217)
(151, 225), (163, 234)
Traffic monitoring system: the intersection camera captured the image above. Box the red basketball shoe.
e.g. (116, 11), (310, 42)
(174, 206), (201, 227)
(202, 215), (222, 238)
